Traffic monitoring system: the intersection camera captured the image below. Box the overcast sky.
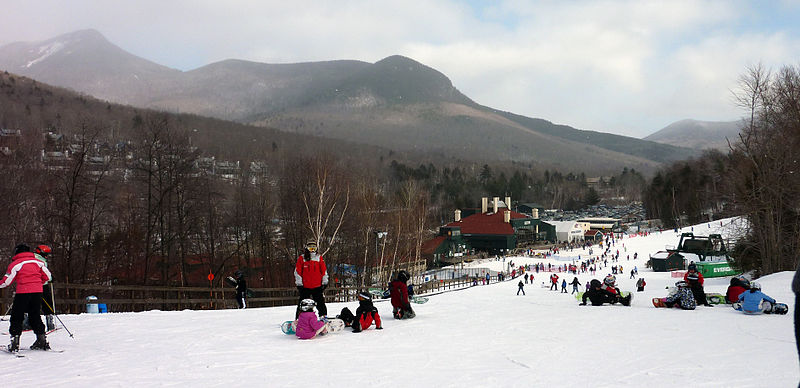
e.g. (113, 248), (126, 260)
(2, 0), (799, 138)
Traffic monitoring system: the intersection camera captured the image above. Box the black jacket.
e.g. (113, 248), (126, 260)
(582, 287), (616, 306)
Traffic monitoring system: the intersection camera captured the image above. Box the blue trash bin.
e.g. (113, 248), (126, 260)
(98, 303), (107, 313)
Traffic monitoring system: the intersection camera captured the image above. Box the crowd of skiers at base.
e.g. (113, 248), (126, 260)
(1, 243), (55, 352)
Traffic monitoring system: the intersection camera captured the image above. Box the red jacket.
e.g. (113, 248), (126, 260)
(550, 274), (559, 284)
(726, 285), (747, 303)
(294, 252), (328, 289)
(1, 252), (52, 293)
(684, 271), (704, 286)
(390, 280), (410, 309)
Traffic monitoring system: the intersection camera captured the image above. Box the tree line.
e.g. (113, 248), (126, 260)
(643, 64), (800, 276)
(1, 70), (648, 288)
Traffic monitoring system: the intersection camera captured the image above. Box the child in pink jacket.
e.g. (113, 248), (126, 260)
(295, 299), (328, 340)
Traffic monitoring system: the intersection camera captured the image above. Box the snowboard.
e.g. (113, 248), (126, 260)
(368, 288), (390, 299)
(652, 297), (668, 308)
(769, 303), (789, 315)
(281, 318), (346, 335)
(411, 296), (429, 304)
(705, 293), (726, 305)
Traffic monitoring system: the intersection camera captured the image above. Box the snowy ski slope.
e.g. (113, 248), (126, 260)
(1, 218), (797, 387)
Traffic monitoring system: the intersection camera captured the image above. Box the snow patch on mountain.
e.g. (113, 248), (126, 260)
(26, 41), (66, 68)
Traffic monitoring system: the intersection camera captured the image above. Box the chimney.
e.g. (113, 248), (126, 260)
(505, 196), (511, 209)
(493, 197), (499, 213)
(533, 208), (539, 219)
(504, 210), (511, 223)
(481, 197), (488, 213)
(454, 209), (461, 222)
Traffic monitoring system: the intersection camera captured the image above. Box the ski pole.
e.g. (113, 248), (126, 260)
(0, 303), (10, 321)
(41, 297), (74, 338)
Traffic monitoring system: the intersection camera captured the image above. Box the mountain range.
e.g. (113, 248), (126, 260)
(644, 119), (741, 151)
(0, 29), (706, 173)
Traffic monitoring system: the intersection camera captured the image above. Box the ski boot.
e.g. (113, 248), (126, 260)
(8, 335), (20, 352)
(30, 333), (50, 350)
(46, 315), (55, 331)
(352, 321), (362, 333)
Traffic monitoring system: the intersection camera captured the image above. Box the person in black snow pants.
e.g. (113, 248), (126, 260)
(234, 270), (247, 309)
(517, 280), (525, 295)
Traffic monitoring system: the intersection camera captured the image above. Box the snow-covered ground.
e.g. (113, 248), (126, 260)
(1, 218), (797, 387)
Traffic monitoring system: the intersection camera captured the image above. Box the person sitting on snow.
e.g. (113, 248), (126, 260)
(726, 275), (750, 304)
(390, 270), (415, 319)
(736, 282), (779, 314)
(599, 275), (632, 306)
(580, 279), (618, 306)
(351, 292), (382, 332)
(295, 299), (328, 340)
(664, 281), (696, 310)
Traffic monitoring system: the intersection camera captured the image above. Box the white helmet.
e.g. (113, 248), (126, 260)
(299, 298), (316, 312)
(750, 282), (761, 291)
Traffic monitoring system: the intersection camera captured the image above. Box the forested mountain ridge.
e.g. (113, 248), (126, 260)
(0, 29), (699, 174)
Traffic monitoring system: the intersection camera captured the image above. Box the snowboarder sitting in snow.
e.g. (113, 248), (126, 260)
(580, 279), (617, 306)
(726, 275), (750, 304)
(664, 281), (696, 310)
(295, 299), (328, 339)
(352, 292), (382, 332)
(599, 275), (632, 306)
(390, 270), (415, 319)
(684, 263), (711, 306)
(736, 282), (785, 314)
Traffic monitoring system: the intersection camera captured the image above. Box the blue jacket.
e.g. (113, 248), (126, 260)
(738, 290), (776, 313)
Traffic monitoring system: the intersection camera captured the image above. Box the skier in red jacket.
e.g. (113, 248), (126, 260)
(294, 240), (328, 318)
(1, 244), (52, 352)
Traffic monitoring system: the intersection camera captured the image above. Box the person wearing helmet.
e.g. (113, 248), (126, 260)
(294, 239), (329, 319)
(351, 292), (382, 333)
(33, 245), (55, 330)
(726, 275), (750, 304)
(390, 270), (415, 319)
(295, 299), (328, 339)
(663, 281), (697, 310)
(234, 270), (247, 309)
(599, 274), (632, 306)
(684, 263), (711, 306)
(580, 279), (617, 306)
(1, 244), (53, 352)
(736, 282), (780, 314)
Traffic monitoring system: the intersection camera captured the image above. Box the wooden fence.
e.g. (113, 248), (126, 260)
(0, 274), (502, 315)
